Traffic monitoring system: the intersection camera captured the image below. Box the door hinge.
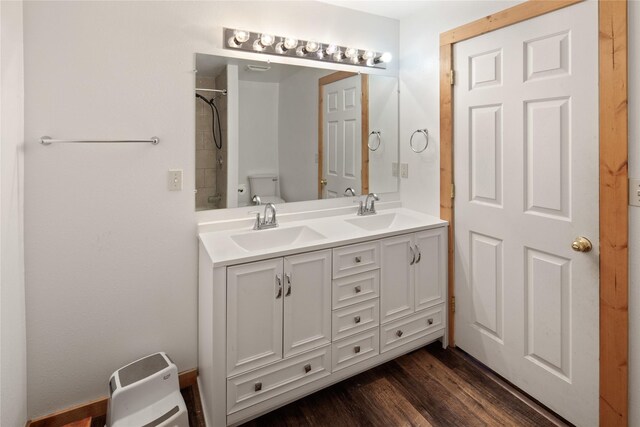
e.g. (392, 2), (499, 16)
(450, 296), (456, 314)
(450, 70), (455, 85)
(451, 183), (455, 199)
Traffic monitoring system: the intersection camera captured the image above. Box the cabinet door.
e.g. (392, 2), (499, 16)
(414, 228), (447, 311)
(227, 258), (283, 376)
(283, 250), (332, 357)
(380, 234), (415, 323)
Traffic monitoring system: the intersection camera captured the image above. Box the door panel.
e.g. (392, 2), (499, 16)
(380, 234), (414, 323)
(322, 75), (362, 198)
(283, 250), (332, 357)
(227, 258), (283, 376)
(453, 3), (598, 425)
(414, 228), (447, 311)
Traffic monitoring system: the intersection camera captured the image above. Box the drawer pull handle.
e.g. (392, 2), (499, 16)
(415, 245), (422, 263)
(354, 285), (362, 294)
(427, 318), (434, 325)
(355, 256), (362, 263)
(396, 330), (403, 337)
(409, 247), (416, 265)
(304, 363), (312, 373)
(354, 316), (361, 324)
(254, 382), (262, 392)
(354, 345), (361, 354)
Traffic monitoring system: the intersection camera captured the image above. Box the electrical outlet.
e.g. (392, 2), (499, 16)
(392, 163), (399, 177)
(168, 169), (183, 191)
(400, 163), (409, 179)
(630, 178), (640, 207)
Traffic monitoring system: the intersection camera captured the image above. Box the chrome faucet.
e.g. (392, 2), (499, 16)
(344, 187), (356, 197)
(253, 203), (278, 230)
(358, 193), (379, 216)
(252, 195), (262, 205)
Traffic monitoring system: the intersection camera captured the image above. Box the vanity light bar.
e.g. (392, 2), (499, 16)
(223, 28), (391, 69)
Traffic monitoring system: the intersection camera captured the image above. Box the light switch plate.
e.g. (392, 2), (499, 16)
(168, 169), (183, 191)
(630, 178), (640, 207)
(400, 163), (409, 179)
(392, 163), (399, 177)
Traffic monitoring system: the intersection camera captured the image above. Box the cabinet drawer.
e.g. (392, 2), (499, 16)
(333, 241), (380, 279)
(227, 345), (331, 414)
(332, 269), (379, 309)
(380, 305), (444, 353)
(332, 299), (379, 340)
(331, 328), (379, 372)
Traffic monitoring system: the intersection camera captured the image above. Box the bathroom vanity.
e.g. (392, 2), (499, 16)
(198, 206), (448, 426)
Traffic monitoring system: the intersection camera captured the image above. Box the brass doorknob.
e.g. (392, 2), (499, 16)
(320, 178), (327, 186)
(571, 237), (592, 252)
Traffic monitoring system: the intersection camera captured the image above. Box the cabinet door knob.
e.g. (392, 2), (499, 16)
(354, 345), (361, 354)
(304, 363), (311, 373)
(396, 330), (403, 337)
(254, 382), (262, 392)
(354, 285), (362, 294)
(354, 316), (361, 324)
(427, 318), (434, 325)
(355, 256), (362, 263)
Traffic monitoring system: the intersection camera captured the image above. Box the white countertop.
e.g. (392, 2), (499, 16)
(199, 206), (448, 268)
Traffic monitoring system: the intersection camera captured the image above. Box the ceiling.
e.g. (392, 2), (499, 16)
(319, 1), (432, 20)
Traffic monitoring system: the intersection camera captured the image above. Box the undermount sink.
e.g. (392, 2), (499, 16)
(345, 212), (418, 231)
(230, 226), (326, 252)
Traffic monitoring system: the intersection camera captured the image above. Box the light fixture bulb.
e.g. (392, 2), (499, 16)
(283, 37), (298, 50)
(233, 30), (250, 44)
(325, 44), (338, 56)
(253, 39), (266, 51)
(379, 52), (392, 63)
(259, 33), (275, 47)
(344, 47), (358, 59)
(275, 42), (286, 54)
(362, 50), (375, 60)
(305, 41), (320, 53)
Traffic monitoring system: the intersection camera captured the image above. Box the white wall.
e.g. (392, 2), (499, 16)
(277, 67), (328, 203)
(238, 80), (280, 206)
(628, 2), (640, 425)
(0, 1), (28, 426)
(398, 1), (518, 215)
(22, 0), (398, 417)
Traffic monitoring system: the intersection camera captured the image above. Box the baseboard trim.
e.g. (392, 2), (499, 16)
(26, 368), (198, 427)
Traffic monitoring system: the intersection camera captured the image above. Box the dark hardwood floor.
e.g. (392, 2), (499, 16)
(91, 342), (570, 427)
(240, 343), (570, 427)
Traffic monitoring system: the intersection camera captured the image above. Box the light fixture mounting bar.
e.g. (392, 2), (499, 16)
(223, 28), (390, 69)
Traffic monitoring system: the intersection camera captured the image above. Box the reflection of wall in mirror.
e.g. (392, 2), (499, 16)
(368, 76), (399, 194)
(238, 80), (280, 206)
(278, 68), (331, 203)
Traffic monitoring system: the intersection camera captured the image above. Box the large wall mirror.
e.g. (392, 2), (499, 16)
(195, 53), (399, 211)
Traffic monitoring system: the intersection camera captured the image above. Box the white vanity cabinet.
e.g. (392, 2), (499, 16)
(198, 215), (448, 426)
(380, 228), (447, 324)
(227, 250), (332, 377)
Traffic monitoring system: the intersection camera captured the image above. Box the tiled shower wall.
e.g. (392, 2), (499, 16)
(215, 70), (228, 208)
(195, 69), (228, 210)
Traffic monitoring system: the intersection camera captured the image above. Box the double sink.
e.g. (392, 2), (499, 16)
(230, 212), (419, 252)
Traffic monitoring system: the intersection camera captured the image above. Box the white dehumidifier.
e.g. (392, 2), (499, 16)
(106, 352), (189, 427)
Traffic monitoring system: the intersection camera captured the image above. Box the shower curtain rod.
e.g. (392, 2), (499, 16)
(195, 88), (227, 95)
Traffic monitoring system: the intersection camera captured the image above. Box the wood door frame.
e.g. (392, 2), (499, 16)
(318, 72), (369, 198)
(439, 1), (628, 425)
